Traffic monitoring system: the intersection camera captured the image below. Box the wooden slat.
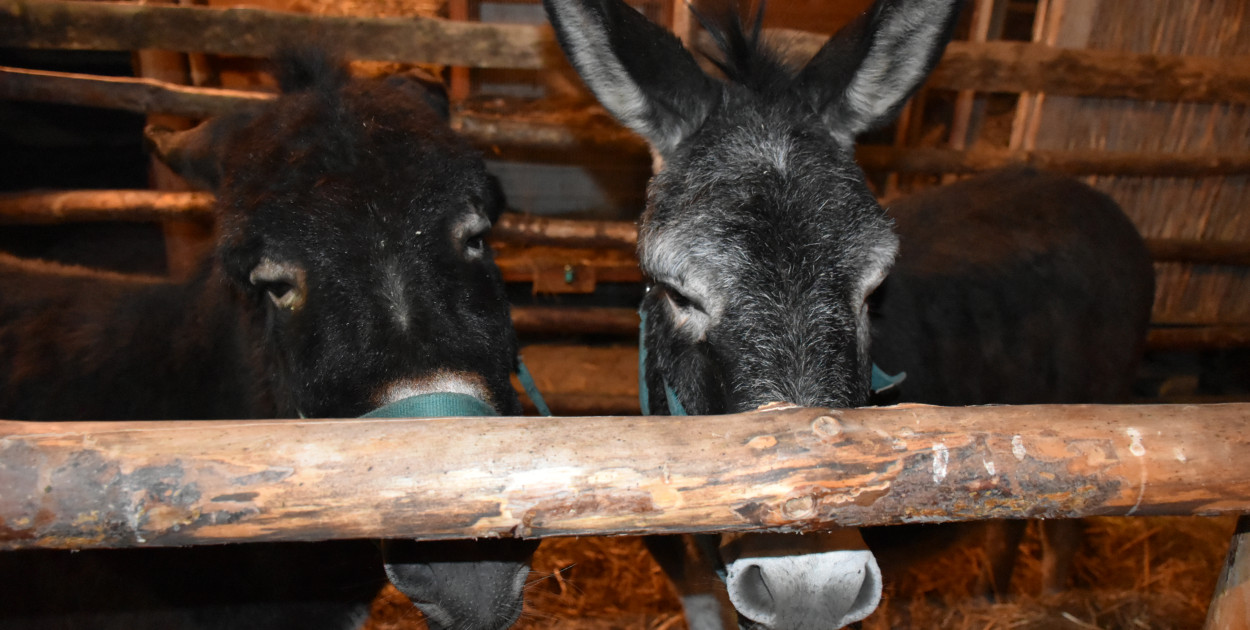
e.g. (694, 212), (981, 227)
(776, 33), (1250, 105)
(0, 0), (555, 69)
(5, 67), (1250, 176)
(1147, 326), (1250, 351)
(4, 1), (1250, 103)
(0, 66), (274, 119)
(854, 146), (1250, 177)
(1, 403), (1248, 550)
(7, 192), (1250, 269)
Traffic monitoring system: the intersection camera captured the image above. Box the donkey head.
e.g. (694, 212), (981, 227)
(150, 52), (532, 630)
(149, 53), (520, 420)
(545, 0), (961, 415)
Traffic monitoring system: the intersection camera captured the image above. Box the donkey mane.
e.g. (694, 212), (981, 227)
(694, 1), (789, 92)
(695, 0), (867, 118)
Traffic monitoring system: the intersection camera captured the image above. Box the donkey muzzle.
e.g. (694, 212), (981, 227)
(720, 529), (882, 629)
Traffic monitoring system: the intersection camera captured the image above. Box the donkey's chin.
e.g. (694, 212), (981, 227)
(383, 538), (540, 630)
(374, 371), (496, 411)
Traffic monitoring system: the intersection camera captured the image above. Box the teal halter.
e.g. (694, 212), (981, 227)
(638, 307), (904, 416)
(360, 355), (551, 419)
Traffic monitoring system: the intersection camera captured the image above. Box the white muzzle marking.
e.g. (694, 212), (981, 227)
(374, 371), (495, 410)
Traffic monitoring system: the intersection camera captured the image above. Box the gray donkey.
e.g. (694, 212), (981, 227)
(544, 0), (1153, 628)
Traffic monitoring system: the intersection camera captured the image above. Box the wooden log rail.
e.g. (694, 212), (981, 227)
(7, 191), (1250, 269)
(6, 66), (1250, 177)
(0, 403), (1247, 551)
(5, 1), (1250, 104)
(0, 0), (555, 70)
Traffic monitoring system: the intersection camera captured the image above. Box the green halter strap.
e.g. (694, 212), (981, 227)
(359, 355), (551, 419)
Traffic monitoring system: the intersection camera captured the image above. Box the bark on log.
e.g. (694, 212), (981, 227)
(0, 0), (556, 69)
(0, 190), (214, 224)
(0, 66), (274, 119)
(494, 214), (637, 250)
(0, 403), (1248, 551)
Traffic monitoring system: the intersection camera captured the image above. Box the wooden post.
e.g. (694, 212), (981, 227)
(1206, 516), (1250, 630)
(1, 403), (1249, 551)
(130, 6), (210, 281)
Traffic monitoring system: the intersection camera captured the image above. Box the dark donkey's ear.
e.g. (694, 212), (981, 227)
(144, 109), (260, 191)
(796, 0), (964, 143)
(543, 0), (721, 158)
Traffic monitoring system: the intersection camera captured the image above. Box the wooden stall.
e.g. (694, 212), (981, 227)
(2, 0), (1250, 628)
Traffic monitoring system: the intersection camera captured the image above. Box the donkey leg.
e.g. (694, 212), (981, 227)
(1040, 519), (1081, 594)
(718, 529), (882, 629)
(643, 534), (738, 630)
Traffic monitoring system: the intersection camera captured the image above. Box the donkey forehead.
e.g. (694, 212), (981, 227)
(642, 145), (893, 273)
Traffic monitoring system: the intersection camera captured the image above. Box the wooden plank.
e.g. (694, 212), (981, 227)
(855, 146), (1250, 177)
(0, 66), (275, 119)
(1147, 326), (1250, 351)
(1, 403), (1248, 551)
(4, 1), (1250, 103)
(510, 306), (638, 335)
(1148, 239), (1250, 267)
(0, 0), (554, 69)
(10, 67), (1250, 175)
(0, 190), (214, 224)
(7, 192), (1250, 269)
(768, 31), (1250, 105)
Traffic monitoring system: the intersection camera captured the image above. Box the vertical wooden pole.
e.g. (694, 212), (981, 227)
(944, 0), (1004, 184)
(448, 0), (473, 102)
(132, 0), (212, 279)
(1205, 516), (1250, 630)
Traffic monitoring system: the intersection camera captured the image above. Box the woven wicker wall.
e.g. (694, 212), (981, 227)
(1014, 0), (1250, 326)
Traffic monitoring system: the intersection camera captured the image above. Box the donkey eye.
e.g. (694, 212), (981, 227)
(660, 283), (705, 313)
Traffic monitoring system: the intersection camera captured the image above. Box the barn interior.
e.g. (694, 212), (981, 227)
(2, 0), (1249, 628)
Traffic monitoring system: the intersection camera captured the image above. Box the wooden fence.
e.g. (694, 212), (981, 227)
(3, 403), (1249, 551)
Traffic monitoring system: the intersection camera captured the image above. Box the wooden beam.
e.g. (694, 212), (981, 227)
(773, 33), (1250, 105)
(5, 1), (1250, 103)
(1147, 239), (1250, 267)
(6, 68), (1249, 176)
(0, 0), (556, 69)
(511, 306), (639, 336)
(492, 213), (637, 250)
(855, 146), (1250, 177)
(1147, 326), (1250, 351)
(0, 190), (214, 224)
(1, 403), (1248, 551)
(0, 66), (274, 119)
(7, 192), (1250, 270)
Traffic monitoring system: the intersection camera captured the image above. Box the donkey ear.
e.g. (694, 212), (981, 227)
(143, 110), (259, 191)
(796, 0), (964, 142)
(543, 0), (720, 157)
